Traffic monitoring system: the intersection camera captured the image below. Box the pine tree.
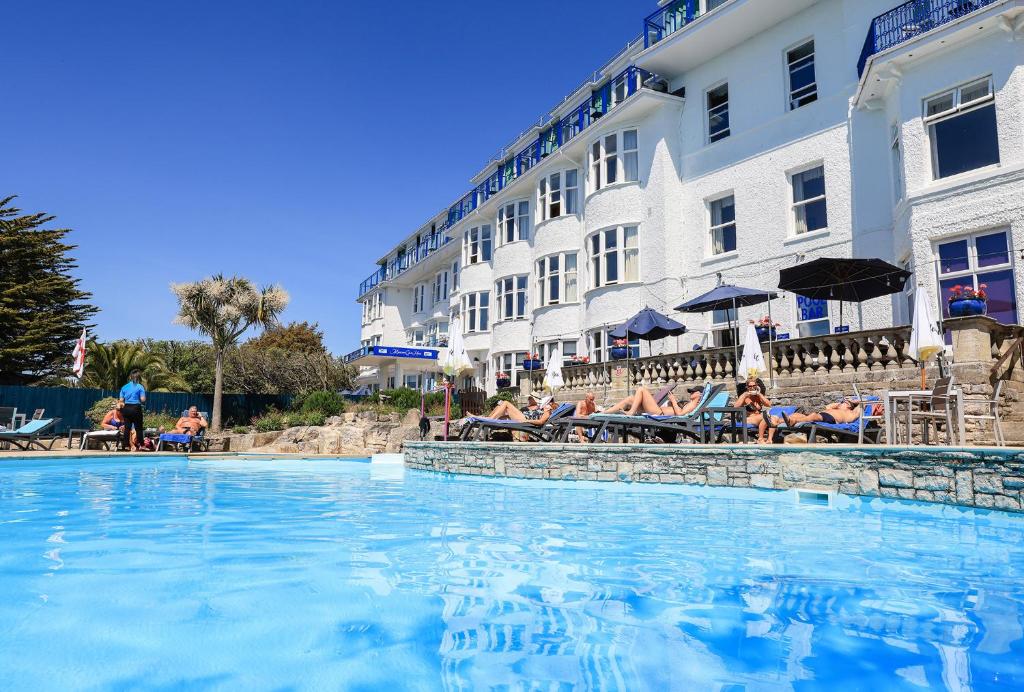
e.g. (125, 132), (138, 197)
(0, 196), (98, 384)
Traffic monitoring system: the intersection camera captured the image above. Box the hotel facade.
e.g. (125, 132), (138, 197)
(348, 0), (1024, 395)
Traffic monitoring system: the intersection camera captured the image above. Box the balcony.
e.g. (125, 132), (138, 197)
(858, 0), (999, 77)
(643, 0), (718, 48)
(357, 234), (454, 298)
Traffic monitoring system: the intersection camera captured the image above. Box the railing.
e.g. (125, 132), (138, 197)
(857, 0), (997, 76)
(358, 235), (454, 298)
(643, 0), (713, 48)
(343, 346), (372, 364)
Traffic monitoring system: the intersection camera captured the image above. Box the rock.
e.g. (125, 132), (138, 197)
(879, 469), (913, 488)
(857, 470), (879, 495)
(973, 474), (1003, 494)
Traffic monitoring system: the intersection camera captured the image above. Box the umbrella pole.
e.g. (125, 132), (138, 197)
(767, 297), (775, 390)
(732, 298), (740, 381)
(920, 364), (927, 391)
(443, 381), (451, 441)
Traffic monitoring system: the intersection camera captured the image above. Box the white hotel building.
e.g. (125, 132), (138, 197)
(349, 0), (1024, 394)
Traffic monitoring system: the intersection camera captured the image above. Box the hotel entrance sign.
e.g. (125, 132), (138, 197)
(373, 346), (438, 360)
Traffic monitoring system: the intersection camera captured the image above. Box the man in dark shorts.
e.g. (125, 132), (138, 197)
(760, 399), (863, 443)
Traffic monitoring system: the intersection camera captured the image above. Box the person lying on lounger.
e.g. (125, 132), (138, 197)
(486, 396), (557, 427)
(172, 406), (208, 435)
(601, 385), (702, 417)
(759, 399), (863, 442)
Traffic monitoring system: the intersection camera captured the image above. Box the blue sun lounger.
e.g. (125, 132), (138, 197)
(0, 418), (62, 451)
(459, 402), (577, 442)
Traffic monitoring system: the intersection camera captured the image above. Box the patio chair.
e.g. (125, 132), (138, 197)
(803, 396), (884, 445)
(0, 418), (62, 451)
(960, 379), (1006, 447)
(80, 429), (122, 451)
(550, 383), (684, 443)
(458, 402), (577, 442)
(0, 407), (15, 431)
(907, 377), (957, 445)
(583, 384), (734, 444)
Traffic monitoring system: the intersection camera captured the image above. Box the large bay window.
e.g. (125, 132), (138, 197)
(494, 352), (527, 387)
(590, 129), (638, 192)
(925, 77), (999, 180)
(539, 170), (579, 221)
(936, 230), (1016, 325)
(497, 201), (531, 245)
(791, 164), (828, 235)
(495, 275), (528, 322)
(460, 291), (490, 333)
(589, 225), (639, 289)
(463, 225), (492, 265)
(536, 252), (579, 307)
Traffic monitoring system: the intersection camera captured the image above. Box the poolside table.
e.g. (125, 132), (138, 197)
(885, 388), (966, 446)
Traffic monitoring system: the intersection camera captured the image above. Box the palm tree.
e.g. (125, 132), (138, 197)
(81, 341), (186, 391)
(172, 275), (289, 431)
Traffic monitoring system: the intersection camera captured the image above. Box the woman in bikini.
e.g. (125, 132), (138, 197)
(601, 386), (703, 416)
(735, 378), (772, 442)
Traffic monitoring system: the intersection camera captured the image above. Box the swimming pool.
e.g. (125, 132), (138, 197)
(1, 456), (1022, 690)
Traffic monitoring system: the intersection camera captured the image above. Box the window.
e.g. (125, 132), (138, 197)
(361, 299), (370, 325)
(452, 261), (460, 291)
(426, 320), (448, 347)
(433, 270), (449, 304)
(494, 352), (528, 387)
(536, 252), (579, 307)
(540, 340), (578, 367)
(936, 230), (1016, 325)
(365, 291), (383, 321)
(891, 124), (904, 203)
(460, 291), (490, 333)
(795, 296), (830, 337)
(589, 329), (639, 364)
(408, 328), (425, 346)
(463, 225), (492, 265)
(539, 170), (579, 221)
(404, 374), (421, 390)
(589, 226), (639, 289)
(708, 195), (737, 255)
(589, 129), (639, 192)
(707, 83), (730, 143)
(712, 307), (738, 348)
(925, 77), (999, 179)
(497, 201), (530, 245)
(412, 284), (426, 313)
(791, 165), (828, 234)
(495, 275), (528, 321)
(786, 40), (817, 110)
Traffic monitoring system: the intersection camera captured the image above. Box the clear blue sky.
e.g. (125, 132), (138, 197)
(2, 0), (644, 354)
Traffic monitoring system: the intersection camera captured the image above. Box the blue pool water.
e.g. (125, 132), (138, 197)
(1, 457), (1023, 690)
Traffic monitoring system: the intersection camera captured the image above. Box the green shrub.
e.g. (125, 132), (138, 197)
(301, 390), (345, 417)
(378, 388), (421, 412)
(253, 408), (285, 433)
(85, 397), (120, 428)
(485, 390), (517, 412)
(232, 425), (251, 434)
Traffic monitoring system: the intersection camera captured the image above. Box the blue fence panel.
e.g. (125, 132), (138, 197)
(0, 386), (291, 434)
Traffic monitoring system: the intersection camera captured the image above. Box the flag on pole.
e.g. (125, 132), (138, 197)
(72, 329), (87, 378)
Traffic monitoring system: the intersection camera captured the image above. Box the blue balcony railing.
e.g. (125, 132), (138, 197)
(644, 0), (721, 48)
(358, 234), (454, 297)
(858, 0), (997, 76)
(358, 64), (654, 297)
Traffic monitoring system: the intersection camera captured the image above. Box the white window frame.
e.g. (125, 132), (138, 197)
(706, 82), (730, 144)
(497, 200), (531, 245)
(407, 328), (425, 347)
(934, 228), (1016, 321)
(789, 162), (828, 236)
(494, 275), (529, 322)
(538, 169), (579, 222)
(494, 351), (528, 387)
(711, 306), (738, 348)
(463, 224), (492, 265)
(891, 123), (904, 204)
(538, 340), (578, 367)
(452, 261), (460, 292)
(536, 252), (579, 307)
(707, 193), (737, 257)
(785, 39), (817, 111)
(923, 76), (997, 180)
(588, 128), (639, 194)
(794, 296), (830, 338)
(412, 284), (426, 313)
(588, 328), (639, 364)
(460, 291), (490, 333)
(589, 225), (639, 290)
(433, 269), (449, 304)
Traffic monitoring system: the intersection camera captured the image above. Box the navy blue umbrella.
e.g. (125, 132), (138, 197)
(675, 284), (779, 378)
(609, 307), (687, 341)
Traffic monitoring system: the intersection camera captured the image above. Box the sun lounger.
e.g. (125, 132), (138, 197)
(780, 394), (883, 444)
(552, 383), (712, 443)
(0, 418), (62, 451)
(459, 402), (576, 442)
(156, 411), (212, 452)
(80, 429), (121, 450)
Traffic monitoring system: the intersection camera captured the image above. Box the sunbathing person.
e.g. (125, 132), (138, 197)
(574, 392), (599, 443)
(734, 379), (772, 441)
(486, 396), (557, 427)
(602, 385), (701, 416)
(100, 404), (125, 431)
(173, 406), (208, 435)
(759, 399), (863, 442)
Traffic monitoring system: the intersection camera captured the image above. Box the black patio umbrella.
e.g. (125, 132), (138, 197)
(609, 307), (687, 374)
(778, 257), (911, 329)
(675, 284), (779, 379)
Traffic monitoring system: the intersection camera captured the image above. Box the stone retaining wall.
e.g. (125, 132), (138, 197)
(403, 441), (1024, 513)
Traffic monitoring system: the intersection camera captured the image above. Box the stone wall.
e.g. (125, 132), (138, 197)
(404, 441), (1024, 513)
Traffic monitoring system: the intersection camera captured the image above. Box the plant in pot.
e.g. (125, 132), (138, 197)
(610, 338), (630, 360)
(569, 355), (591, 366)
(947, 284), (988, 317)
(753, 316), (781, 342)
(495, 371), (511, 389)
(523, 352), (543, 371)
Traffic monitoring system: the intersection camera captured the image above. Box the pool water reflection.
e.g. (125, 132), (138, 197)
(0, 457), (1022, 690)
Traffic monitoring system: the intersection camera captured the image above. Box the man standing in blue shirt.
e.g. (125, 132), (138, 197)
(118, 370), (147, 451)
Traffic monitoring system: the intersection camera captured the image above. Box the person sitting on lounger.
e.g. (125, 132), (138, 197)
(760, 399), (863, 442)
(172, 406), (208, 435)
(602, 385), (702, 417)
(486, 396), (557, 427)
(101, 404), (125, 431)
(573, 392), (599, 443)
(735, 378), (772, 440)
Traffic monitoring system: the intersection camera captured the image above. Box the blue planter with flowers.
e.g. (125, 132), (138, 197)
(948, 298), (986, 318)
(522, 359), (543, 371)
(610, 346), (630, 360)
(754, 326), (777, 343)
